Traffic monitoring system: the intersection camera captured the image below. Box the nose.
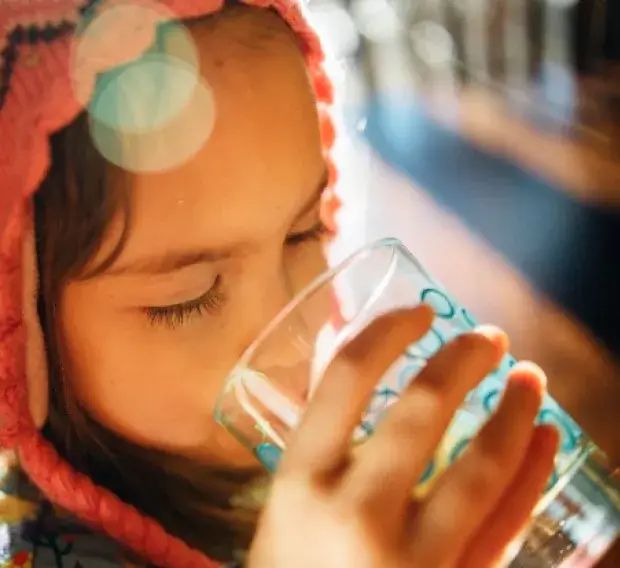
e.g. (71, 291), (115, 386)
(239, 242), (329, 356)
(235, 259), (301, 359)
(235, 250), (332, 404)
(231, 269), (313, 420)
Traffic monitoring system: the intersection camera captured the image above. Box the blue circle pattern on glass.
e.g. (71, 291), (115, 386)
(483, 389), (501, 413)
(367, 387), (400, 417)
(460, 307), (477, 328)
(419, 460), (435, 484)
(421, 288), (455, 319)
(252, 286), (586, 490)
(538, 408), (579, 453)
(417, 287), (586, 487)
(450, 438), (472, 463)
(359, 420), (375, 438)
(546, 468), (560, 492)
(256, 443), (282, 473)
(334, 286), (586, 491)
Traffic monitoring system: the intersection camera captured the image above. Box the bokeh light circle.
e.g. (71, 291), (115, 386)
(72, 2), (199, 106)
(89, 52), (199, 133)
(89, 60), (216, 173)
(70, 1), (217, 173)
(409, 22), (455, 68)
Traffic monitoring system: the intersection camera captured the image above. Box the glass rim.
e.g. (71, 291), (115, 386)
(229, 236), (434, 377)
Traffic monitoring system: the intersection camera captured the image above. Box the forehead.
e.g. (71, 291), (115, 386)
(99, 10), (323, 262)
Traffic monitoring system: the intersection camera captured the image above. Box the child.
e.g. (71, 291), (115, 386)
(0, 1), (558, 566)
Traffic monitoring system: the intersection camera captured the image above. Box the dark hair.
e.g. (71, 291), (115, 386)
(31, 6), (292, 561)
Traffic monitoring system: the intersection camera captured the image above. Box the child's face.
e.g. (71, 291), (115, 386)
(58, 13), (328, 466)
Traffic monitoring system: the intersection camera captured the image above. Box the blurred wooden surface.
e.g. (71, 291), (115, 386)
(429, 68), (620, 207)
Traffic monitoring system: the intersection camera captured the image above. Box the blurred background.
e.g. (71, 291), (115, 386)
(306, 1), (619, 564)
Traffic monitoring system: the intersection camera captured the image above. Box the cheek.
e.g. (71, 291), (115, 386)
(58, 285), (252, 462)
(54, 243), (326, 466)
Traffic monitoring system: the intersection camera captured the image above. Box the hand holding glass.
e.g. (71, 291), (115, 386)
(215, 239), (590, 504)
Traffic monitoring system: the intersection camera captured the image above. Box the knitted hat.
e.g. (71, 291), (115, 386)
(0, 1), (338, 565)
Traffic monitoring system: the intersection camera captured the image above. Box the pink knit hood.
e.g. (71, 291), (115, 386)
(0, 1), (337, 565)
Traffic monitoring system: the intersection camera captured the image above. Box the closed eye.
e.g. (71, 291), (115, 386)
(144, 275), (226, 328)
(285, 219), (331, 246)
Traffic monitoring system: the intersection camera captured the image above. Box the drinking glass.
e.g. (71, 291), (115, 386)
(215, 238), (620, 566)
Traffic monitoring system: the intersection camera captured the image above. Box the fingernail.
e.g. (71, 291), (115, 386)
(474, 324), (509, 352)
(509, 360), (548, 393)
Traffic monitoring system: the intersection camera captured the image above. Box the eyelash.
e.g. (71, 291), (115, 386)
(284, 219), (331, 246)
(144, 221), (329, 329)
(145, 275), (226, 329)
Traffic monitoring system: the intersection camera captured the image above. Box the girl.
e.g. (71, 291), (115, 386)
(0, 1), (558, 566)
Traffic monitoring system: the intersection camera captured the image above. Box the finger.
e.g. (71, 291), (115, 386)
(408, 362), (546, 566)
(282, 305), (434, 478)
(342, 326), (507, 510)
(460, 424), (560, 568)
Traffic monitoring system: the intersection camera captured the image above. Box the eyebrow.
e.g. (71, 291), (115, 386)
(105, 165), (329, 277)
(105, 247), (238, 277)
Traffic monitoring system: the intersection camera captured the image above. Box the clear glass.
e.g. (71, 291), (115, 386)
(508, 451), (620, 567)
(215, 238), (619, 565)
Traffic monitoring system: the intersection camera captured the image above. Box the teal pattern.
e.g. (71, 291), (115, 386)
(361, 285), (590, 492)
(253, 285), (590, 498)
